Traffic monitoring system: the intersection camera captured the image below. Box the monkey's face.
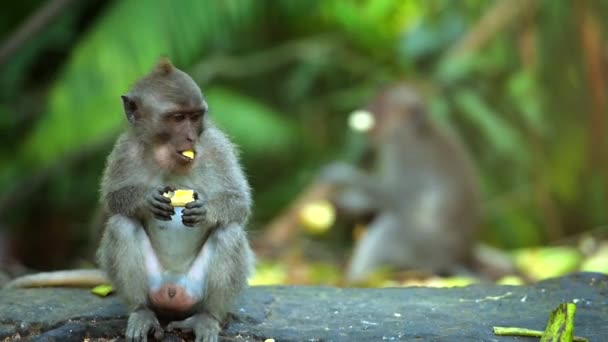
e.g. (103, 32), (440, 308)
(122, 60), (209, 173)
(151, 99), (206, 171)
(121, 93), (207, 172)
(367, 84), (426, 143)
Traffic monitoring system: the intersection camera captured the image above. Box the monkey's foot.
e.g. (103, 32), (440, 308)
(126, 307), (164, 342)
(167, 313), (220, 342)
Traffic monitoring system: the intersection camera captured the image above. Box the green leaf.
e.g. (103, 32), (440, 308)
(321, 0), (422, 50)
(507, 71), (545, 135)
(453, 89), (525, 160)
(435, 54), (479, 84)
(546, 127), (585, 204)
(487, 208), (542, 248)
(541, 303), (577, 342)
(402, 15), (466, 60)
(205, 87), (298, 156)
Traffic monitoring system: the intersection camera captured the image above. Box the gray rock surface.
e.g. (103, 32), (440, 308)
(0, 272), (606, 341)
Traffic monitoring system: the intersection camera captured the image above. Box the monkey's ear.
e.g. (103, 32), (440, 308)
(156, 57), (174, 75)
(121, 95), (139, 124)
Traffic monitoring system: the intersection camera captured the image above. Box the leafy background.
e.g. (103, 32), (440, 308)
(0, 0), (607, 284)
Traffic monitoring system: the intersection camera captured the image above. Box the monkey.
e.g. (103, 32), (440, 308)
(3, 59), (253, 342)
(92, 58), (255, 342)
(323, 83), (481, 283)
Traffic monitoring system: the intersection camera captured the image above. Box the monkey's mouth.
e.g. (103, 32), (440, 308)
(176, 150), (195, 163)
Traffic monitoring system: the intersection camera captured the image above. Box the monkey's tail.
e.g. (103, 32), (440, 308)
(4, 269), (108, 289)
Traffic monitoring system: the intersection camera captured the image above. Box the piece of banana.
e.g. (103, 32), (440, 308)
(163, 189), (195, 207)
(182, 150), (195, 159)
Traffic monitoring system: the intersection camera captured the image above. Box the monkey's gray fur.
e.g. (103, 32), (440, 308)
(326, 84), (480, 283)
(96, 59), (254, 342)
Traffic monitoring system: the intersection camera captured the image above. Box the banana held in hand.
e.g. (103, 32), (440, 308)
(163, 189), (195, 207)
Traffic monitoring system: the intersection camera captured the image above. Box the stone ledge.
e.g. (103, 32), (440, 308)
(0, 272), (606, 341)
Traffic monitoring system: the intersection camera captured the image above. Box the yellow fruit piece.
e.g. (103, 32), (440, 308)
(163, 189), (195, 207)
(182, 150), (195, 159)
(298, 200), (336, 235)
(91, 284), (114, 297)
(248, 262), (287, 286)
(580, 244), (608, 274)
(496, 275), (525, 286)
(514, 247), (581, 281)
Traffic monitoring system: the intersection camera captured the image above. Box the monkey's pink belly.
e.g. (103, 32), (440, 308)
(149, 283), (197, 313)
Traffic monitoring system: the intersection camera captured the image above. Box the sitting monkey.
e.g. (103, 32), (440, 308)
(325, 84), (481, 282)
(6, 59), (254, 342)
(96, 59), (254, 341)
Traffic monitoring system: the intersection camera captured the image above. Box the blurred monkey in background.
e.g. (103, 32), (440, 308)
(324, 83), (481, 282)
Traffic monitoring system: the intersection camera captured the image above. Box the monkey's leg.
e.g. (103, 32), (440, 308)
(167, 223), (254, 342)
(346, 213), (410, 282)
(97, 215), (163, 342)
(167, 313), (220, 342)
(126, 306), (164, 342)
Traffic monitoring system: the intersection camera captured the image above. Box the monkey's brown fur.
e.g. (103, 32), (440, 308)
(96, 59), (254, 342)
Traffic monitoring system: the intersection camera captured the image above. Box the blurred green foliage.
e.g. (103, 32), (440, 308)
(0, 0), (607, 272)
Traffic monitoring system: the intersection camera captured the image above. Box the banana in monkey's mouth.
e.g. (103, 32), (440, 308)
(181, 150), (195, 160)
(176, 149), (195, 163)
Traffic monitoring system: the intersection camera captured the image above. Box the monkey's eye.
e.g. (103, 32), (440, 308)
(173, 113), (186, 122)
(190, 113), (201, 121)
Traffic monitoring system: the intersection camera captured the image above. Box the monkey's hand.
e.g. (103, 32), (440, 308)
(319, 162), (362, 186)
(147, 186), (175, 221)
(182, 192), (208, 227)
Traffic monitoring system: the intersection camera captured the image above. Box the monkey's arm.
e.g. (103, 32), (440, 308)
(204, 146), (251, 227)
(321, 162), (394, 211)
(187, 126), (252, 228)
(101, 141), (149, 217)
(203, 189), (251, 227)
(105, 185), (149, 217)
(186, 168), (251, 228)
(104, 184), (175, 222)
(101, 137), (174, 220)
